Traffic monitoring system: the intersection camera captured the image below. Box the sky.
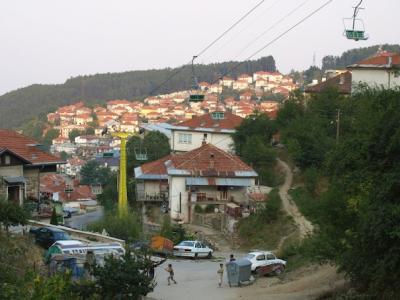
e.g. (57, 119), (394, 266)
(0, 0), (399, 96)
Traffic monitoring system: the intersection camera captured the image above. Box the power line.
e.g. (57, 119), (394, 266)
(232, 0), (311, 61)
(148, 0), (266, 96)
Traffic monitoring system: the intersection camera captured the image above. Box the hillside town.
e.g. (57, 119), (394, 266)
(1, 0), (400, 298)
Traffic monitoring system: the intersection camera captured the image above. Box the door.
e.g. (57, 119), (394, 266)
(7, 186), (20, 205)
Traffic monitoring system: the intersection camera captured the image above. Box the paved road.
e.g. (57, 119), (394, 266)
(64, 207), (103, 230)
(148, 254), (241, 300)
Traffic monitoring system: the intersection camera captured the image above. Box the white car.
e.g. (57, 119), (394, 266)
(173, 240), (213, 258)
(245, 251), (286, 275)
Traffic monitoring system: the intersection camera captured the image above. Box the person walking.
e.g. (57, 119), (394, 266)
(165, 263), (177, 285)
(217, 263), (224, 287)
(229, 254), (236, 262)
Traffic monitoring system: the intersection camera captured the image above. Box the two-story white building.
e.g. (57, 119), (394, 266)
(134, 142), (258, 223)
(169, 112), (243, 153)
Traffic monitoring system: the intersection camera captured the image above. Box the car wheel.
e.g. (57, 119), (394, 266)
(254, 267), (260, 275)
(207, 251), (212, 259)
(275, 266), (284, 275)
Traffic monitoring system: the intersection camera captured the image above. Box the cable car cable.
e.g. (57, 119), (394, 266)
(220, 0), (334, 78)
(148, 0), (266, 96)
(232, 0), (311, 61)
(202, 0), (279, 62)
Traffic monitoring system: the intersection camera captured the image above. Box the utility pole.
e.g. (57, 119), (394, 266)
(336, 109), (341, 144)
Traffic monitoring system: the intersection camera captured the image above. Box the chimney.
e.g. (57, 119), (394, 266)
(388, 56), (393, 68)
(209, 153), (214, 169)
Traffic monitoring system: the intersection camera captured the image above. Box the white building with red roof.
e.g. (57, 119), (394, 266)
(134, 142), (257, 223)
(106, 99), (131, 111)
(169, 112), (243, 153)
(347, 51), (400, 92)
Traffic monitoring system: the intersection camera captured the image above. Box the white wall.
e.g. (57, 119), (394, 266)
(172, 130), (234, 153)
(352, 69), (400, 92)
(169, 177), (189, 222)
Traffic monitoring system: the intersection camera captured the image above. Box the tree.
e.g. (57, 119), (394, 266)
(232, 113), (278, 185)
(80, 160), (112, 186)
(296, 88), (400, 298)
(232, 112), (277, 156)
(68, 129), (82, 143)
(92, 250), (155, 299)
(42, 128), (60, 147)
(59, 151), (68, 161)
(50, 207), (59, 225)
(0, 199), (29, 232)
(84, 127), (95, 135)
(126, 131), (171, 174)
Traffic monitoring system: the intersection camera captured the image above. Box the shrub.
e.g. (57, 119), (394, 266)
(87, 210), (140, 243)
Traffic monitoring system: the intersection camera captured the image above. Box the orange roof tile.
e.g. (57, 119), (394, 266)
(0, 129), (63, 165)
(176, 112), (242, 130)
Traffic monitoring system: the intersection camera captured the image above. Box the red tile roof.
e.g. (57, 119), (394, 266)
(0, 129), (63, 165)
(140, 155), (172, 175)
(168, 143), (254, 176)
(176, 112), (243, 130)
(349, 53), (400, 67)
(305, 71), (352, 95)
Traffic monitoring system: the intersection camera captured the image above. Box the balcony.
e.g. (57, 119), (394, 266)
(187, 192), (232, 206)
(137, 192), (168, 202)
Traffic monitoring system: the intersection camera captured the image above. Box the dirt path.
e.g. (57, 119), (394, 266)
(236, 264), (345, 300)
(277, 158), (314, 239)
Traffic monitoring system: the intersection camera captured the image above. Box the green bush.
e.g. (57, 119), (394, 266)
(194, 205), (204, 213)
(87, 210), (140, 243)
(0, 199), (29, 232)
(204, 204), (216, 213)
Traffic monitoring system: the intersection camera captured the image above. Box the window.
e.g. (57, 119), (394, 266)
(256, 254), (265, 261)
(178, 133), (192, 144)
(5, 155), (10, 165)
(266, 254), (276, 260)
(211, 111), (224, 120)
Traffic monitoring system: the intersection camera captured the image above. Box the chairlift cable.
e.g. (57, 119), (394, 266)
(232, 0), (311, 61)
(201, 0), (279, 62)
(148, 0), (266, 96)
(220, 0), (334, 78)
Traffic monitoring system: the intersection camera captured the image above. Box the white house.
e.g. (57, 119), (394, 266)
(134, 143), (258, 223)
(169, 112), (243, 153)
(347, 52), (400, 92)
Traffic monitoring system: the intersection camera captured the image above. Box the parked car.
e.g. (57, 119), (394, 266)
(245, 251), (286, 275)
(173, 240), (213, 258)
(30, 227), (71, 249)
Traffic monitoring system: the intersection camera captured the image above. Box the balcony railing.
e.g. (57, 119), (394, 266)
(137, 192), (168, 202)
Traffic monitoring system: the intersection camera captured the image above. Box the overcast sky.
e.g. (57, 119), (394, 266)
(0, 0), (399, 96)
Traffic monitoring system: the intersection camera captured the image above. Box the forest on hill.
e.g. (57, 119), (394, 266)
(0, 56), (276, 128)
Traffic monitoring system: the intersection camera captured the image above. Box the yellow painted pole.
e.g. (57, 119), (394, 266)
(111, 132), (132, 216)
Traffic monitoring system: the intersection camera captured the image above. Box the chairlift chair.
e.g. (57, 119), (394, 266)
(343, 0), (368, 41)
(134, 147), (148, 161)
(189, 55), (205, 102)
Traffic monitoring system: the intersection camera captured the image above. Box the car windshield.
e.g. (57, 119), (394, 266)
(245, 254), (255, 259)
(54, 232), (70, 240)
(178, 241), (194, 247)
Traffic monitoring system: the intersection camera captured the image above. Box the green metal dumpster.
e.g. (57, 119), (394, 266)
(226, 258), (252, 287)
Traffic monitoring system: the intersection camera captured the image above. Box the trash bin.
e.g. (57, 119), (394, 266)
(226, 258), (252, 287)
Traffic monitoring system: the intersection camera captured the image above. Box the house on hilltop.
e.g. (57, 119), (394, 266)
(0, 129), (64, 205)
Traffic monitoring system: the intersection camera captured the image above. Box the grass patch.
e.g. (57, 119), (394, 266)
(237, 189), (296, 250)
